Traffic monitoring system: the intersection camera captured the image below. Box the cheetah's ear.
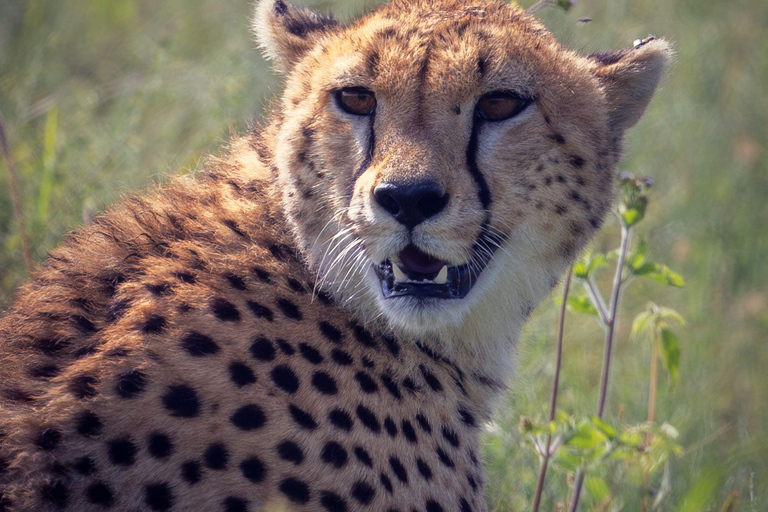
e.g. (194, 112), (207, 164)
(253, 0), (340, 74)
(590, 37), (673, 132)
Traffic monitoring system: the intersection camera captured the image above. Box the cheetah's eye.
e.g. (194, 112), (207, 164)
(475, 91), (530, 122)
(335, 87), (376, 116)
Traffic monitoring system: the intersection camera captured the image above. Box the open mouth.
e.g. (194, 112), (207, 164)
(374, 243), (492, 300)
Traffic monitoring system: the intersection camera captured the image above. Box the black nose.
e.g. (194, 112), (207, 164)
(374, 181), (449, 229)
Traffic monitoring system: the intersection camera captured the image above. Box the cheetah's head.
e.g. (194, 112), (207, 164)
(254, 0), (671, 339)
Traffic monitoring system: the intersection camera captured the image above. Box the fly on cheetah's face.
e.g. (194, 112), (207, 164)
(257, 0), (670, 334)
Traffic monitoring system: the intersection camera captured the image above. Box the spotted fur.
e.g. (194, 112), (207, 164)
(0, 0), (670, 510)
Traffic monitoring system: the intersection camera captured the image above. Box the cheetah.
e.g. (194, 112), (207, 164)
(0, 0), (671, 510)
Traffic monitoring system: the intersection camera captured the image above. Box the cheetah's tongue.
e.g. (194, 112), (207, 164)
(391, 245), (449, 284)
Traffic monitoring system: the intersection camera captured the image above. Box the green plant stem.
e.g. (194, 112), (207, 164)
(585, 278), (610, 324)
(569, 224), (633, 512)
(0, 112), (33, 272)
(531, 266), (573, 512)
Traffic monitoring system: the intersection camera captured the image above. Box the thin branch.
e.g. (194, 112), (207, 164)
(0, 112), (33, 272)
(527, 0), (551, 13)
(598, 225), (631, 417)
(531, 265), (573, 512)
(569, 224), (633, 512)
(584, 277), (610, 324)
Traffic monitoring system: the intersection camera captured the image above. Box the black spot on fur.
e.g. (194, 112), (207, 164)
(182, 331), (220, 356)
(40, 481), (68, 508)
(229, 362), (257, 387)
(277, 440), (304, 465)
(72, 314), (97, 334)
(174, 271), (196, 284)
(289, 405), (317, 430)
(319, 321), (343, 343)
(362, 357), (375, 369)
(247, 300), (275, 322)
(389, 456), (408, 483)
(148, 433), (173, 459)
(76, 411), (103, 437)
(320, 491), (348, 512)
(145, 483), (173, 511)
(384, 417), (398, 437)
(108, 438), (137, 466)
(251, 266), (271, 282)
(86, 481), (114, 506)
(277, 339), (295, 355)
(141, 314), (167, 334)
(222, 219), (247, 238)
(72, 457), (96, 475)
(354, 446), (373, 467)
(550, 133), (566, 144)
(350, 322), (377, 347)
(211, 298), (241, 322)
(276, 298), (302, 320)
(224, 273), (247, 290)
(286, 277), (307, 293)
(380, 373), (402, 400)
(461, 497), (473, 512)
(116, 370), (146, 399)
(555, 204), (568, 215)
(299, 343), (323, 364)
(380, 473), (393, 493)
(279, 478), (310, 504)
(328, 408), (354, 431)
(331, 348), (353, 365)
(146, 283), (171, 297)
(271, 365), (300, 393)
(355, 372), (379, 393)
(204, 443), (229, 470)
(36, 428), (62, 451)
(321, 441), (348, 469)
(458, 409), (476, 427)
(30, 364), (61, 379)
(356, 405), (380, 433)
(416, 414), (432, 433)
(382, 335), (401, 357)
(250, 337), (276, 361)
(417, 458), (432, 480)
(351, 481), (375, 504)
(181, 461), (202, 485)
(402, 420), (417, 443)
(230, 404), (267, 430)
(426, 500), (444, 512)
(420, 366), (443, 391)
(162, 385), (200, 418)
(436, 447), (455, 468)
(70, 375), (99, 399)
(312, 372), (338, 395)
(442, 426), (460, 447)
(403, 377), (419, 393)
(240, 457), (267, 483)
(224, 497), (248, 512)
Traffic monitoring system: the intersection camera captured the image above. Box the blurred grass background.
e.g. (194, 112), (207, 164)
(0, 0), (766, 510)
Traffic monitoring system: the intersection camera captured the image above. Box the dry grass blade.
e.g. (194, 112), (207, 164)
(0, 112), (33, 272)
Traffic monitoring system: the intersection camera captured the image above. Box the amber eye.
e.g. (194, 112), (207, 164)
(335, 87), (376, 116)
(475, 91), (530, 122)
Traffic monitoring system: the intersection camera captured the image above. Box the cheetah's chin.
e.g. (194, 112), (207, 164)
(374, 242), (495, 300)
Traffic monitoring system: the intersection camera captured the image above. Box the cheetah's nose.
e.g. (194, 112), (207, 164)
(373, 181), (449, 229)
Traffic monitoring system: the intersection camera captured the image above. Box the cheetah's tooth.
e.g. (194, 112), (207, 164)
(392, 263), (408, 283)
(434, 265), (448, 285)
(391, 254), (401, 263)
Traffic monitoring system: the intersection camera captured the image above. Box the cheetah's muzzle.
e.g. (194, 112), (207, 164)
(375, 237), (498, 299)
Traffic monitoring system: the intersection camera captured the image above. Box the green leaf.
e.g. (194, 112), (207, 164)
(572, 260), (589, 278)
(566, 296), (598, 316)
(590, 416), (617, 439)
(659, 334), (679, 382)
(657, 306), (686, 327)
(586, 476), (611, 502)
(659, 328), (681, 383)
(634, 262), (685, 287)
(554, 0), (574, 11)
(631, 311), (653, 338)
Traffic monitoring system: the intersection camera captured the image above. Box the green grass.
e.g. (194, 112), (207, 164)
(1, 0), (767, 509)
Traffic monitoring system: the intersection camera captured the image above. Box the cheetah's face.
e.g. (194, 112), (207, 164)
(255, 0), (670, 336)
